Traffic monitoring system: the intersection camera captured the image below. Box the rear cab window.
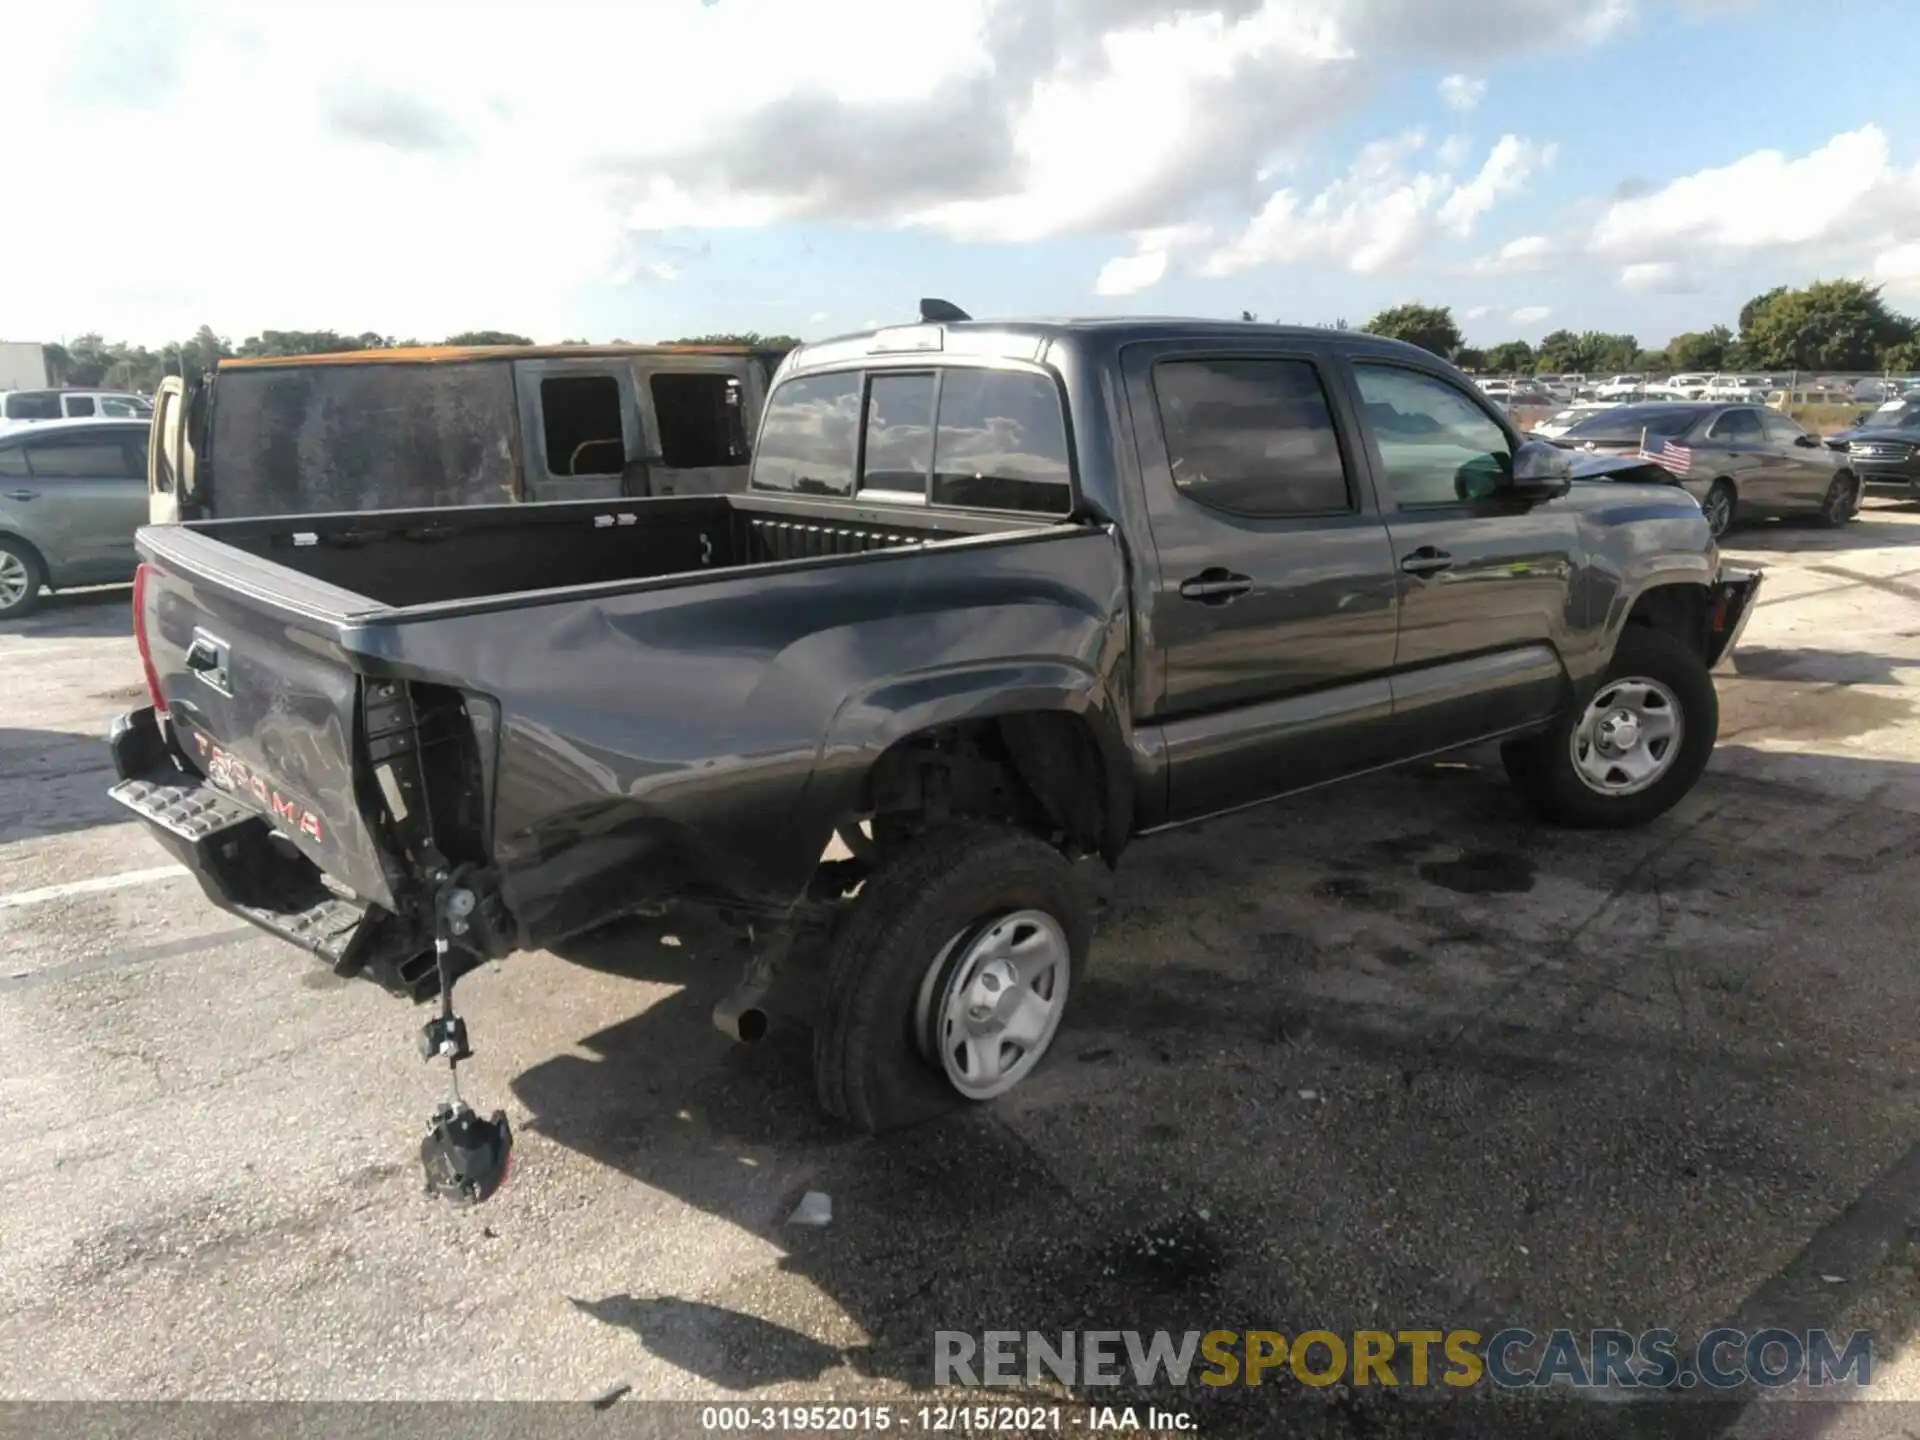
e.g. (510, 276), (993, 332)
(4, 392), (62, 421)
(1150, 358), (1351, 517)
(751, 365), (1073, 516)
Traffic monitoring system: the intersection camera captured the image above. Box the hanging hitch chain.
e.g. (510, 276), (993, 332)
(416, 867), (512, 1205)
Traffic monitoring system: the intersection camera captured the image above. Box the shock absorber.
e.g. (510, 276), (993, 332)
(416, 868), (513, 1204)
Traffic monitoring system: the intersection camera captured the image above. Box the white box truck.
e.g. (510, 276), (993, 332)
(0, 341), (49, 390)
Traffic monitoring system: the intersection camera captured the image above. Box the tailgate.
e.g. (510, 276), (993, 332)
(135, 527), (396, 909)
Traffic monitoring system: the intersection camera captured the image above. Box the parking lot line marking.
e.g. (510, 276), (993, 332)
(0, 865), (189, 911)
(0, 926), (257, 993)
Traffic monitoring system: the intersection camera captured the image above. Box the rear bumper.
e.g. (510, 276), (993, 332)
(1706, 564), (1762, 670)
(107, 707), (436, 995)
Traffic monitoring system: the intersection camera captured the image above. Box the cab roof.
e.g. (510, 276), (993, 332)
(218, 341), (781, 371)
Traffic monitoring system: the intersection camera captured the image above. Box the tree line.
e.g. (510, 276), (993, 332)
(1357, 280), (1920, 377)
(38, 328), (802, 391)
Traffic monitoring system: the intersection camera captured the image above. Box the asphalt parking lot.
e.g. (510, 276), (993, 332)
(8, 502), (1920, 1437)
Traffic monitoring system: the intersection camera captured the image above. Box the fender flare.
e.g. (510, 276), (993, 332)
(805, 657), (1134, 863)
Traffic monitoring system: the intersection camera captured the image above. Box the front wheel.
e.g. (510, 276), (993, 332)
(812, 822), (1091, 1133)
(1502, 626), (1718, 829)
(1817, 470), (1859, 527)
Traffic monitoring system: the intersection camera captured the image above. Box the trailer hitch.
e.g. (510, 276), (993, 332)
(417, 870), (512, 1204)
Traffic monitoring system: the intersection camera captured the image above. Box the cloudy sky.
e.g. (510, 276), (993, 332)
(5, 0), (1918, 350)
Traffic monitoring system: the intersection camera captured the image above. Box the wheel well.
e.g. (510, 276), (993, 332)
(1707, 475), (1736, 496)
(0, 532), (46, 579)
(861, 711), (1113, 860)
(1623, 583), (1708, 661)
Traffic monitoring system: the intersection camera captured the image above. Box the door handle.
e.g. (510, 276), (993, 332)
(1400, 546), (1453, 576)
(184, 629), (231, 696)
(5, 489), (35, 502)
(1178, 568), (1253, 604)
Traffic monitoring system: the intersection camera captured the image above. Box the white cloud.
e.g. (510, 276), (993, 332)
(1437, 133), (1471, 168)
(1472, 233), (1559, 275)
(1874, 243), (1920, 297)
(807, 310), (831, 323)
(1096, 250), (1171, 296)
(1201, 130), (1546, 277)
(1436, 135), (1555, 237)
(1464, 304), (1494, 320)
(1476, 125), (1920, 290)
(1093, 223), (1213, 295)
(0, 0), (1650, 340)
(1510, 305), (1552, 324)
(1619, 261), (1699, 294)
(1438, 74), (1486, 112)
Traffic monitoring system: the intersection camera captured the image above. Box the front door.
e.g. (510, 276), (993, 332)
(513, 359), (644, 503)
(1124, 342), (1402, 823)
(1341, 359), (1576, 752)
(1699, 406), (1780, 512)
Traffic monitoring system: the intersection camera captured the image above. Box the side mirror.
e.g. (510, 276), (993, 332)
(1503, 438), (1574, 501)
(1794, 433), (1820, 448)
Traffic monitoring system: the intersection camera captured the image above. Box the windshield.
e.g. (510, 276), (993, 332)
(1562, 405), (1703, 442)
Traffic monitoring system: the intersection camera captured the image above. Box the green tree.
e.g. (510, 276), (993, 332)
(1485, 340), (1534, 374)
(1533, 329), (1641, 375)
(669, 332), (802, 348)
(1635, 349), (1670, 374)
(1668, 325), (1733, 372)
(1361, 303), (1461, 360)
(1453, 345), (1487, 372)
(1737, 280), (1914, 371)
(237, 329), (391, 358)
(1883, 339), (1920, 373)
(443, 330), (534, 346)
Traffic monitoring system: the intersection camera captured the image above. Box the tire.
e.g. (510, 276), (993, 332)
(1502, 626), (1718, 830)
(1817, 470), (1859, 527)
(0, 538), (45, 620)
(1701, 480), (1736, 539)
(812, 821), (1091, 1134)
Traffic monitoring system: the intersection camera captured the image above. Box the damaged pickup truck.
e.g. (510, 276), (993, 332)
(108, 309), (1760, 1200)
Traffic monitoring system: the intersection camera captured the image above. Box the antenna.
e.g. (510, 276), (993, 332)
(918, 298), (971, 323)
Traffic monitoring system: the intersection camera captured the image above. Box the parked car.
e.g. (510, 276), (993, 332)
(1, 389), (152, 432)
(1556, 402), (1857, 537)
(1668, 373), (1711, 399)
(0, 418), (149, 618)
(147, 341), (794, 524)
(104, 313), (1765, 1198)
(1824, 400), (1920, 495)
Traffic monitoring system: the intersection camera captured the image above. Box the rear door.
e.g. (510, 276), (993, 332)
(1341, 358), (1576, 752)
(630, 355), (762, 496)
(148, 377), (185, 523)
(514, 358), (643, 502)
(1124, 339), (1402, 822)
(13, 426), (150, 578)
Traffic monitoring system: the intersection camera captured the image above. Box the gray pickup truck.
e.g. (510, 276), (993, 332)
(108, 311), (1759, 1197)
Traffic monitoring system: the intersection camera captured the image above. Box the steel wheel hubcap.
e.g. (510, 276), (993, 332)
(1571, 677), (1683, 796)
(916, 909), (1070, 1100)
(0, 553), (28, 609)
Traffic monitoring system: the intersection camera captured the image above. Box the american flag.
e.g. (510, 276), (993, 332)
(1637, 429), (1693, 476)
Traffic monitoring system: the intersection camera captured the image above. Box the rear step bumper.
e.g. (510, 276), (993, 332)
(107, 707), (439, 996)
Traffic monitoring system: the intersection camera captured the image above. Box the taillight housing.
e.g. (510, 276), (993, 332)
(132, 562), (168, 718)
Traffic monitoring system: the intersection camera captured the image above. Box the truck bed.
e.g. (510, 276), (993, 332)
(195, 492), (1042, 611)
(122, 492), (1120, 985)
